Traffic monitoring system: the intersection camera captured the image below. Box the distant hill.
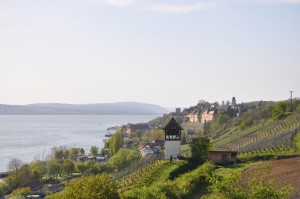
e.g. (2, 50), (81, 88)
(0, 102), (170, 115)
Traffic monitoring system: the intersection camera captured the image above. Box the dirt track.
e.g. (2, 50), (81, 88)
(242, 157), (300, 199)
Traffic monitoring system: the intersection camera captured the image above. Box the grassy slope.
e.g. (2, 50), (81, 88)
(135, 160), (188, 188)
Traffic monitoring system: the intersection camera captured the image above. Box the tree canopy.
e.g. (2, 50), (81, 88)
(108, 130), (124, 156)
(189, 136), (211, 163)
(272, 102), (290, 120)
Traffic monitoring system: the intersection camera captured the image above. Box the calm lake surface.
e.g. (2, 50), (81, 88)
(0, 115), (158, 172)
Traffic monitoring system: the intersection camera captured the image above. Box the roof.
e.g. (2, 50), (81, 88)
(163, 117), (183, 131)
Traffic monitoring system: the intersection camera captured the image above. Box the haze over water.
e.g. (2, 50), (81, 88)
(0, 115), (158, 172)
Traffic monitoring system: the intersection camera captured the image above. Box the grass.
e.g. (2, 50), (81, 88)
(215, 162), (254, 177)
(136, 160), (188, 187)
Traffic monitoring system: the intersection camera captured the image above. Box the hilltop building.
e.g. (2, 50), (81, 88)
(186, 110), (200, 123)
(232, 97), (237, 106)
(201, 106), (217, 123)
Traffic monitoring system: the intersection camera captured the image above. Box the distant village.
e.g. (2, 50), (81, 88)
(97, 97), (245, 163)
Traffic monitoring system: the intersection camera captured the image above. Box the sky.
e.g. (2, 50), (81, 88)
(0, 0), (299, 108)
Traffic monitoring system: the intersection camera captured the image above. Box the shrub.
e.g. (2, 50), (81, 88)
(49, 173), (119, 199)
(12, 187), (30, 198)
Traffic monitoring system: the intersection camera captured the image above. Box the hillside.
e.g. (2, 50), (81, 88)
(0, 102), (170, 115)
(242, 157), (300, 199)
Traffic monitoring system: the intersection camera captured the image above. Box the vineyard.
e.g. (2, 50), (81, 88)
(242, 157), (300, 199)
(212, 114), (300, 155)
(117, 159), (189, 193)
(117, 159), (165, 192)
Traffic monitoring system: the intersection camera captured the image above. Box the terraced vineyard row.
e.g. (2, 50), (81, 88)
(117, 159), (164, 192)
(212, 124), (264, 149)
(224, 115), (300, 153)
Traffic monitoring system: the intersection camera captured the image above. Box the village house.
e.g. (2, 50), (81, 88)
(201, 108), (217, 123)
(186, 110), (200, 123)
(77, 155), (96, 162)
(140, 146), (154, 157)
(208, 151), (237, 164)
(139, 141), (162, 157)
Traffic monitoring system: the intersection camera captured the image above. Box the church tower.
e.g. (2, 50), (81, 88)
(163, 117), (183, 159)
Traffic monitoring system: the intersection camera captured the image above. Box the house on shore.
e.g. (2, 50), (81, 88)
(125, 123), (151, 134)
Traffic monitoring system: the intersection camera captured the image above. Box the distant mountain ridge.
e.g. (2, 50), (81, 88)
(0, 102), (170, 115)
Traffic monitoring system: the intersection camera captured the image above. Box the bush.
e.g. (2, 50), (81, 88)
(272, 102), (290, 120)
(49, 173), (119, 199)
(12, 187), (30, 198)
(239, 117), (253, 130)
(121, 186), (166, 199)
(0, 182), (7, 198)
(107, 148), (141, 171)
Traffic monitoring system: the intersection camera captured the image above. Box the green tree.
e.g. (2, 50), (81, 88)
(272, 102), (289, 120)
(189, 136), (211, 163)
(76, 162), (87, 174)
(216, 113), (230, 125)
(90, 146), (99, 156)
(47, 160), (60, 178)
(80, 148), (85, 155)
(63, 159), (75, 175)
(239, 117), (253, 130)
(85, 161), (99, 175)
(108, 130), (124, 156)
(49, 173), (119, 199)
(30, 160), (47, 180)
(146, 129), (165, 141)
(18, 164), (31, 185)
(69, 148), (80, 160)
(51, 146), (70, 176)
(107, 148), (141, 171)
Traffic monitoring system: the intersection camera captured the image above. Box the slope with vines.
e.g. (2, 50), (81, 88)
(214, 113), (300, 155)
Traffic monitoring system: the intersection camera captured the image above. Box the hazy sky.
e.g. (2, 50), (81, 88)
(0, 0), (299, 107)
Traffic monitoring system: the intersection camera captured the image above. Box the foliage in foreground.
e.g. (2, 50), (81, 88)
(48, 173), (119, 199)
(121, 161), (216, 199)
(11, 187), (31, 199)
(106, 148), (141, 172)
(202, 163), (293, 199)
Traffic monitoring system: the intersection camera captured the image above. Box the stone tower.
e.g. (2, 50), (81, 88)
(232, 97), (237, 106)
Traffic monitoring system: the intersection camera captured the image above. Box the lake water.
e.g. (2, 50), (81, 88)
(0, 115), (158, 172)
